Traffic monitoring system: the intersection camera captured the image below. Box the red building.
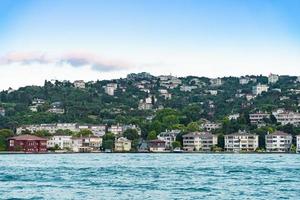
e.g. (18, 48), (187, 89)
(8, 134), (47, 152)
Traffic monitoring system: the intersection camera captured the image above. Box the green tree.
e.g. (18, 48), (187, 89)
(147, 130), (157, 140)
(123, 129), (140, 140)
(76, 129), (93, 137)
(186, 122), (199, 132)
(171, 141), (181, 149)
(0, 129), (14, 151)
(102, 139), (114, 150)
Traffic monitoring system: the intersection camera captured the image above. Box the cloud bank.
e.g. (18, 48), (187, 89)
(0, 52), (131, 72)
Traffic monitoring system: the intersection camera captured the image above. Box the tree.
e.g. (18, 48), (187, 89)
(186, 122), (199, 132)
(102, 139), (114, 150)
(76, 129), (93, 137)
(147, 130), (157, 140)
(0, 129), (14, 151)
(123, 129), (140, 140)
(171, 141), (181, 149)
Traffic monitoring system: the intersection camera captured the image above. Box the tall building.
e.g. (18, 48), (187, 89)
(182, 132), (218, 152)
(224, 132), (259, 152)
(265, 131), (292, 152)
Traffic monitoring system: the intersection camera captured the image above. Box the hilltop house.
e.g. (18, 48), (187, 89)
(74, 80), (85, 89)
(0, 107), (5, 117)
(268, 73), (279, 84)
(252, 84), (269, 95)
(249, 112), (270, 124)
(265, 131), (292, 152)
(104, 83), (118, 96)
(8, 134), (47, 152)
(272, 109), (300, 126)
(224, 132), (259, 152)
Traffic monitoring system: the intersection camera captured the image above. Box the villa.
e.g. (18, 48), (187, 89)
(8, 134), (47, 153)
(265, 131), (292, 152)
(47, 135), (72, 150)
(148, 140), (166, 152)
(182, 132), (218, 152)
(157, 130), (181, 149)
(114, 137), (132, 152)
(224, 132), (259, 152)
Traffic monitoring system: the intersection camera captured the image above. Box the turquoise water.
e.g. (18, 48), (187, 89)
(0, 154), (300, 200)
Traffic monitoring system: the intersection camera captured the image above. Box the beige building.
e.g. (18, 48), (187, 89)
(224, 132), (259, 152)
(182, 132), (218, 152)
(114, 137), (131, 152)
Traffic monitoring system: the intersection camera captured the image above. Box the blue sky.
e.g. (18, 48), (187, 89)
(0, 0), (300, 89)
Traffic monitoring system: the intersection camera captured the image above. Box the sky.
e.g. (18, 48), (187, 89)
(0, 0), (300, 90)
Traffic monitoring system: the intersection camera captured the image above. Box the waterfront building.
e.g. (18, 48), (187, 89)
(114, 137), (131, 152)
(148, 140), (166, 152)
(157, 130), (181, 149)
(272, 109), (300, 126)
(8, 134), (47, 152)
(268, 73), (279, 84)
(182, 132), (218, 152)
(252, 84), (269, 95)
(224, 132), (259, 152)
(74, 80), (85, 89)
(47, 135), (72, 150)
(297, 135), (300, 153)
(265, 131), (292, 152)
(249, 112), (270, 124)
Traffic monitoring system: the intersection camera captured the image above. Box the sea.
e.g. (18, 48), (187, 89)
(0, 153), (299, 200)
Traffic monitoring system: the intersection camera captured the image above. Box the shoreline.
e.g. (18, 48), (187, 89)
(0, 151), (298, 155)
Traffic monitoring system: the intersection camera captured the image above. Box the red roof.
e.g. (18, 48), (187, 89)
(9, 134), (47, 141)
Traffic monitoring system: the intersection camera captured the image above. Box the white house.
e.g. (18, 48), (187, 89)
(200, 121), (221, 131)
(249, 112), (270, 124)
(157, 130), (181, 149)
(265, 131), (292, 152)
(74, 80), (85, 89)
(272, 109), (300, 126)
(268, 73), (279, 84)
(239, 78), (249, 85)
(224, 132), (259, 152)
(0, 108), (5, 117)
(104, 84), (117, 96)
(252, 84), (269, 95)
(47, 135), (72, 150)
(210, 78), (223, 86)
(228, 113), (240, 120)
